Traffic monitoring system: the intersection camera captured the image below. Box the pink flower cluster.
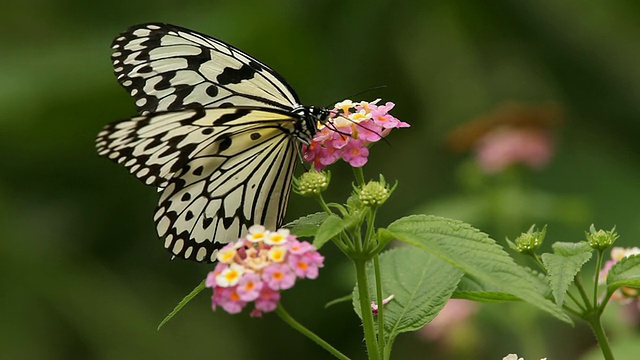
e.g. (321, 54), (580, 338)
(474, 128), (553, 174)
(303, 99), (409, 170)
(206, 225), (324, 317)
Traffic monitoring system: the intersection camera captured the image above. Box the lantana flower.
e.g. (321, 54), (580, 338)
(474, 128), (554, 174)
(447, 102), (562, 174)
(206, 227), (324, 317)
(303, 99), (409, 170)
(502, 354), (547, 360)
(599, 247), (640, 302)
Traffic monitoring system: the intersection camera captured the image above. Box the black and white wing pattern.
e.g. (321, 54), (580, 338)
(98, 23), (327, 262)
(111, 23), (300, 114)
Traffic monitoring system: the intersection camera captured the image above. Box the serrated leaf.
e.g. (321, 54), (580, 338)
(541, 242), (592, 305)
(385, 215), (571, 324)
(453, 267), (549, 302)
(453, 275), (520, 302)
(284, 212), (328, 238)
(313, 214), (349, 249)
(352, 247), (463, 349)
(607, 254), (640, 292)
(157, 280), (206, 330)
(453, 290), (520, 302)
(551, 241), (593, 256)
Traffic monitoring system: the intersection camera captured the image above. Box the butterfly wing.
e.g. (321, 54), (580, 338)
(111, 23), (300, 114)
(97, 107), (299, 262)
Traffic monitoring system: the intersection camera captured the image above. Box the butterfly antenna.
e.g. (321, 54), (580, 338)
(324, 119), (350, 139)
(323, 85), (388, 108)
(328, 114), (391, 146)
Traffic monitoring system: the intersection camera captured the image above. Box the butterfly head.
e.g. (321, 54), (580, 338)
(292, 105), (331, 144)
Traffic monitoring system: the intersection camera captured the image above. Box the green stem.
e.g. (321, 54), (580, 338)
(586, 315), (615, 360)
(574, 276), (592, 310)
(315, 193), (333, 216)
(354, 223), (363, 253)
(562, 304), (583, 318)
(353, 167), (366, 187)
(598, 291), (615, 313)
(354, 258), (380, 360)
(566, 291), (587, 312)
(594, 250), (604, 309)
(531, 253), (546, 272)
(364, 208), (377, 254)
(372, 255), (385, 358)
(276, 303), (350, 360)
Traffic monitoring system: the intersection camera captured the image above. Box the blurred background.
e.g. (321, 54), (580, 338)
(3, 0), (640, 359)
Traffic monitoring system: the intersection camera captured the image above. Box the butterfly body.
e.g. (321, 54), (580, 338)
(97, 23), (328, 262)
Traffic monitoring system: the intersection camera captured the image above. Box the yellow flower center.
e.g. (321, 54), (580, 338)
(224, 270), (240, 282)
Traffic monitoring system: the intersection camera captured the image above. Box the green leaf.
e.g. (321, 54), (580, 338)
(352, 247), (463, 349)
(505, 238), (518, 252)
(157, 280), (206, 330)
(313, 214), (349, 249)
(541, 242), (592, 305)
(284, 212), (328, 238)
(385, 215), (571, 324)
(607, 254), (640, 292)
(453, 275), (520, 302)
(453, 267), (549, 302)
(550, 241), (593, 256)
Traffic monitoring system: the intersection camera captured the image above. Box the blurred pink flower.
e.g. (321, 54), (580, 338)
(418, 299), (479, 341)
(253, 286), (281, 316)
(288, 251), (324, 279)
(447, 102), (563, 174)
(236, 273), (263, 302)
(213, 287), (246, 314)
(263, 263), (297, 290)
(475, 128), (553, 173)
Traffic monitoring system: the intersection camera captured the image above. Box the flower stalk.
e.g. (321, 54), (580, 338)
(275, 304), (350, 360)
(354, 258), (380, 360)
(372, 255), (386, 358)
(586, 314), (614, 360)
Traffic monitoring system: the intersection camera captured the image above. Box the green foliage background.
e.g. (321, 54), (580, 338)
(2, 0), (640, 359)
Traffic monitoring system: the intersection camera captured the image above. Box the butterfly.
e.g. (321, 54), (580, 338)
(96, 23), (330, 262)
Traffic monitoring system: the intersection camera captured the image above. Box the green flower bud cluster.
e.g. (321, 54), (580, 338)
(586, 224), (618, 251)
(513, 225), (546, 254)
(359, 181), (390, 207)
(294, 171), (330, 197)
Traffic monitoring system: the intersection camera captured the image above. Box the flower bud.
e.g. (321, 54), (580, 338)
(359, 181), (390, 207)
(512, 225), (546, 254)
(586, 224), (618, 251)
(294, 170), (330, 197)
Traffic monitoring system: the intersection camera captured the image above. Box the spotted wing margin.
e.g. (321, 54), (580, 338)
(96, 107), (299, 262)
(111, 23), (300, 115)
(95, 106), (300, 189)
